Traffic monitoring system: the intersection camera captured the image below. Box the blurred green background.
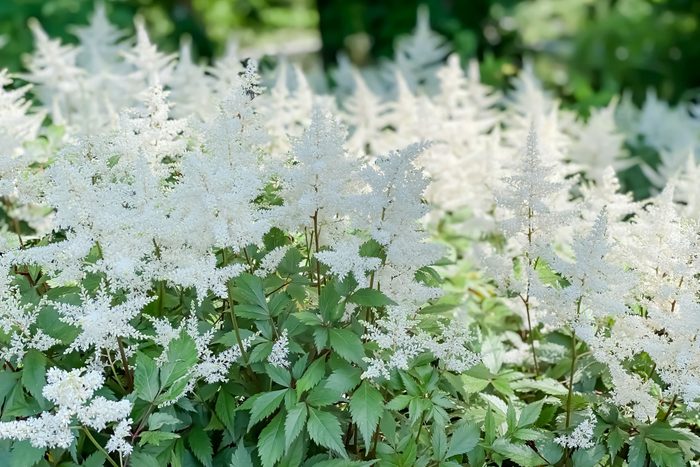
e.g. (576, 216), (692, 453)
(1, 0), (699, 111)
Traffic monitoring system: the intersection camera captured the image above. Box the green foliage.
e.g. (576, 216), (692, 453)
(0, 0), (318, 72)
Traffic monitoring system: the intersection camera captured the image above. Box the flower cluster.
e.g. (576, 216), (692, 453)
(0, 6), (699, 465)
(0, 368), (131, 453)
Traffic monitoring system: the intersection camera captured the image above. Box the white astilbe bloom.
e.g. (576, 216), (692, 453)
(122, 17), (176, 89)
(268, 329), (290, 368)
(72, 3), (126, 74)
(42, 368), (104, 410)
(0, 410), (75, 449)
(77, 396), (133, 431)
(255, 245), (291, 277)
(0, 70), (45, 195)
(496, 124), (574, 256)
(21, 19), (84, 127)
(68, 4), (131, 132)
(0, 271), (58, 362)
(0, 367), (132, 450)
(262, 61), (314, 153)
(602, 352), (659, 422)
(415, 57), (504, 227)
(359, 142), (475, 379)
(51, 285), (150, 353)
(636, 89), (700, 156)
(149, 315), (257, 401)
(503, 63), (573, 170)
(577, 166), (638, 235)
(669, 152), (700, 219)
(113, 84), (188, 176)
(362, 310), (426, 379)
(554, 409), (596, 450)
(424, 322), (480, 373)
(169, 37), (215, 120)
(392, 5), (450, 93)
(567, 100), (632, 183)
(315, 236), (381, 287)
(380, 70), (429, 152)
(364, 142), (442, 266)
(277, 104), (365, 241)
(31, 72), (269, 300)
(485, 124), (574, 319)
(566, 187), (700, 418)
(641, 148), (696, 191)
(341, 69), (389, 156)
(532, 210), (634, 331)
(107, 418), (134, 456)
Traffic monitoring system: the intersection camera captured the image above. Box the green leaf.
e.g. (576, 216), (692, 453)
(159, 332), (198, 389)
(491, 438), (542, 467)
(325, 366), (361, 394)
(156, 375), (190, 406)
(296, 357), (326, 394)
(319, 284), (342, 322)
(646, 439), (685, 467)
(285, 402), (308, 448)
(249, 342), (273, 363)
(572, 445), (606, 467)
(307, 407), (347, 458)
(230, 444), (254, 467)
(313, 327), (329, 351)
(535, 438), (563, 464)
(232, 273), (269, 312)
(646, 422), (689, 442)
(134, 353), (159, 402)
(188, 426), (213, 467)
(349, 381), (383, 451)
(215, 391), (238, 433)
(248, 389), (288, 429)
(512, 428), (544, 441)
(511, 378), (568, 396)
(295, 312), (322, 326)
(329, 328), (365, 365)
(348, 288), (396, 307)
(0, 372), (17, 405)
(20, 350), (46, 404)
(313, 461), (375, 467)
(506, 404), (517, 431)
(386, 394), (412, 411)
(10, 440), (44, 467)
(432, 428), (448, 461)
(460, 374), (490, 393)
(82, 451), (107, 467)
(518, 401), (544, 428)
(128, 452), (160, 467)
(484, 407), (496, 445)
(138, 430), (181, 447)
(147, 413), (181, 431)
(607, 427), (628, 459)
(306, 384), (342, 407)
(266, 363), (292, 387)
(235, 304), (270, 320)
(628, 435), (647, 467)
(446, 421), (480, 458)
(258, 412), (286, 467)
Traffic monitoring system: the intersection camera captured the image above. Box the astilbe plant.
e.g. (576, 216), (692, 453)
(0, 56), (480, 465)
(0, 6), (699, 467)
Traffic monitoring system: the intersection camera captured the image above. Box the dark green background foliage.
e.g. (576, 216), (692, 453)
(1, 0), (699, 110)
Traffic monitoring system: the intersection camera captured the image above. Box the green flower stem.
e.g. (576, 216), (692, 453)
(82, 427), (119, 467)
(116, 337), (133, 392)
(312, 210), (322, 296)
(662, 394), (677, 422)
